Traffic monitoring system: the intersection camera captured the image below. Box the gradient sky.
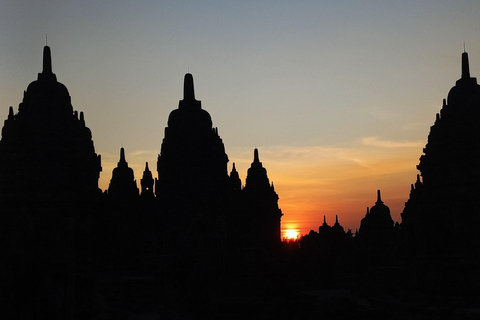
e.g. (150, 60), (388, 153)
(1, 1), (480, 236)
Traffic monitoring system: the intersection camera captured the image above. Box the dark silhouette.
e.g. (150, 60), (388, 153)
(0, 45), (103, 318)
(359, 190), (394, 238)
(155, 73), (231, 258)
(0, 46), (285, 318)
(299, 215), (354, 286)
(2, 45), (480, 318)
(0, 46), (102, 205)
(401, 51), (480, 295)
(140, 162), (155, 198)
(108, 147), (139, 199)
(238, 148), (283, 249)
(356, 190), (399, 265)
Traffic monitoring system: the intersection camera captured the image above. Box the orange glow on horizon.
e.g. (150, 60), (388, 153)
(266, 143), (424, 236)
(275, 167), (417, 236)
(99, 142), (425, 238)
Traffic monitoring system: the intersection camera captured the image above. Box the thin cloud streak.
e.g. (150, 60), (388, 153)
(361, 136), (425, 148)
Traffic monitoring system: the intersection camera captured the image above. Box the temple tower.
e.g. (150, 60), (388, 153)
(356, 190), (396, 268)
(229, 162), (242, 192)
(140, 162), (155, 198)
(0, 46), (103, 316)
(156, 74), (229, 202)
(156, 73), (229, 253)
(397, 52), (480, 295)
(108, 147), (139, 200)
(242, 148), (283, 248)
(358, 190), (394, 242)
(0, 45), (102, 211)
(319, 215), (331, 233)
(402, 52), (480, 263)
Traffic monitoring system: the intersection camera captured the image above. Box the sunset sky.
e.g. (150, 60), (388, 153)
(1, 1), (480, 236)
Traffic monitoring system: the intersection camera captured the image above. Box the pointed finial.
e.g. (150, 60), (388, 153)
(414, 174), (423, 191)
(335, 215), (339, 224)
(79, 111), (85, 126)
(120, 147), (126, 163)
(80, 113), (85, 126)
(183, 73), (195, 101)
(323, 215), (327, 224)
(8, 106), (14, 120)
(232, 162), (237, 171)
(254, 148), (259, 163)
(145, 162), (149, 170)
(376, 189), (383, 204)
(462, 51), (470, 79)
(42, 45), (53, 75)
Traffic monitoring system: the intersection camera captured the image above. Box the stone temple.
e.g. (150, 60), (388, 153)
(0, 45), (283, 317)
(401, 51), (480, 291)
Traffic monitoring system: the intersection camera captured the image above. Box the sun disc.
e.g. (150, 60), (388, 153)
(285, 229), (298, 239)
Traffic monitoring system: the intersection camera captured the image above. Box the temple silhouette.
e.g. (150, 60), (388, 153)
(400, 51), (480, 294)
(0, 46), (283, 318)
(1, 45), (480, 318)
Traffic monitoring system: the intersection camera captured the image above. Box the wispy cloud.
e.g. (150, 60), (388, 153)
(361, 136), (424, 148)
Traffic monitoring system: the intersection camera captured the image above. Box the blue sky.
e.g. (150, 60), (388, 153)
(1, 1), (480, 233)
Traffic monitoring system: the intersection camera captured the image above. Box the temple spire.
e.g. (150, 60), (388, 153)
(462, 51), (470, 79)
(43, 46), (53, 75)
(8, 106), (14, 120)
(183, 73), (195, 101)
(254, 148), (259, 163)
(119, 147), (126, 165)
(376, 189), (383, 204)
(38, 45), (56, 81)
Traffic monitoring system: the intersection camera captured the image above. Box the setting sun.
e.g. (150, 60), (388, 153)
(284, 229), (299, 240)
